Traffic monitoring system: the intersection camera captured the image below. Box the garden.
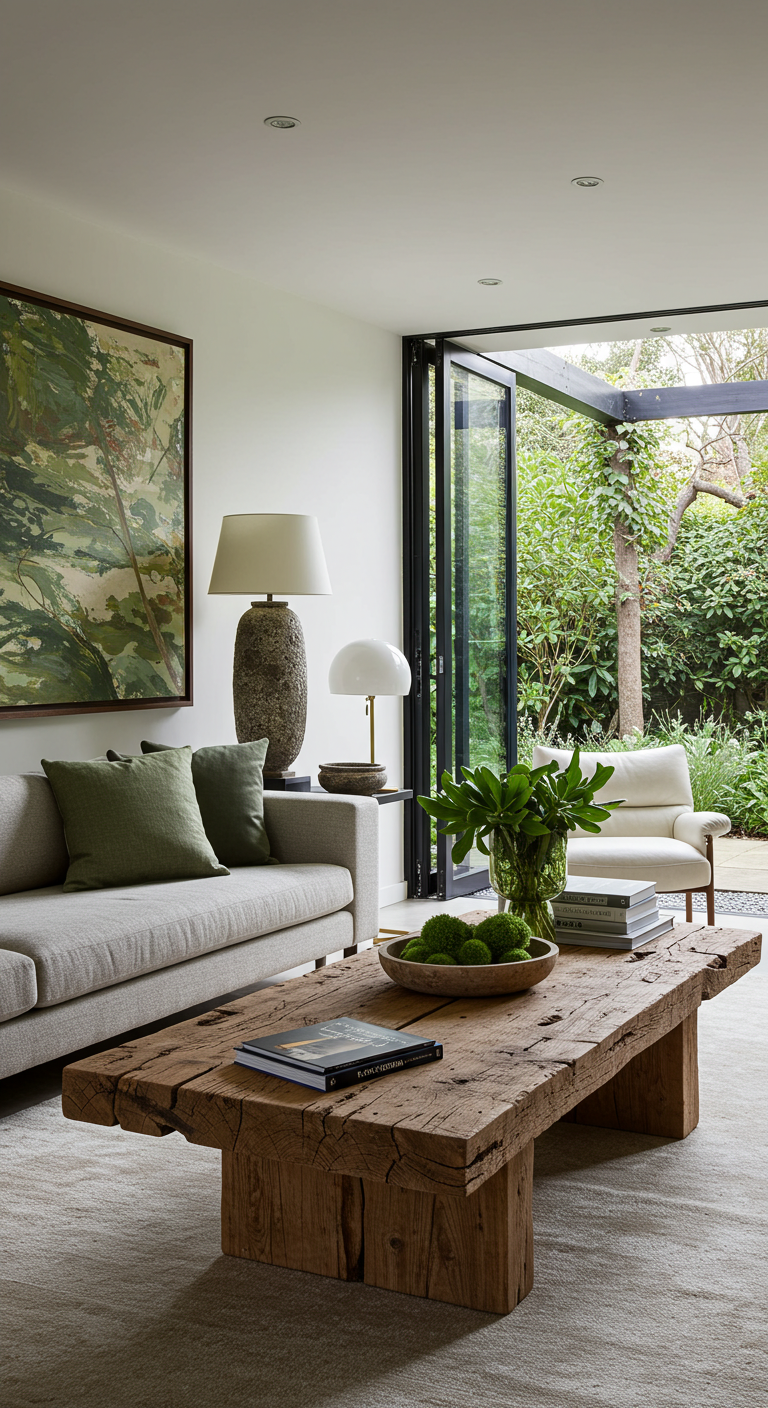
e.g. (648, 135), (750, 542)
(470, 328), (768, 835)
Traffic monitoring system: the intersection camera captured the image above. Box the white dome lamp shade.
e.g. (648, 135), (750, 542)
(328, 640), (412, 766)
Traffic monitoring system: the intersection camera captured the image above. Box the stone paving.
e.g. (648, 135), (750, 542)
(712, 835), (768, 893)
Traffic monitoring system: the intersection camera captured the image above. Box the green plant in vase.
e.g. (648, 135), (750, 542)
(418, 753), (621, 944)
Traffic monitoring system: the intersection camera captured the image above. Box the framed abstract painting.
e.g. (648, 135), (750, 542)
(0, 281), (192, 718)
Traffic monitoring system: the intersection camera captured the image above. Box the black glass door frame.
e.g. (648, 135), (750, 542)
(403, 338), (518, 898)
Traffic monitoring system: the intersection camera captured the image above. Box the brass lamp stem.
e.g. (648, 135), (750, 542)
(367, 695), (376, 764)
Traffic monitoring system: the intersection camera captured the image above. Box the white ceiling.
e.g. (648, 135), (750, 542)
(2, 0), (768, 338)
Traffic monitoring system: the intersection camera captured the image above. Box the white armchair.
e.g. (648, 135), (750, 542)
(532, 744), (731, 924)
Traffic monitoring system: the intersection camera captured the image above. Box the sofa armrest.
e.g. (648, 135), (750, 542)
(263, 792), (379, 944)
(673, 811), (731, 856)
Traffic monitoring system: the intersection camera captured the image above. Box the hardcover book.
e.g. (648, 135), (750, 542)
(555, 916), (674, 950)
(554, 906), (661, 936)
(554, 877), (656, 908)
(234, 1017), (442, 1092)
(551, 896), (658, 926)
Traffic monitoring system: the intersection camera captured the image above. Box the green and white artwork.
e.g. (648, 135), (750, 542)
(0, 288), (190, 716)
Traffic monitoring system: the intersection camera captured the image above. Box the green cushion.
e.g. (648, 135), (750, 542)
(139, 739), (270, 867)
(42, 749), (230, 893)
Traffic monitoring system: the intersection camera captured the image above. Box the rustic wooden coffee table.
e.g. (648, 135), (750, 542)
(63, 916), (760, 1315)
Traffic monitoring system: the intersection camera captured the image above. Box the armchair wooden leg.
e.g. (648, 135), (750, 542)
(705, 834), (715, 925)
(685, 892), (693, 922)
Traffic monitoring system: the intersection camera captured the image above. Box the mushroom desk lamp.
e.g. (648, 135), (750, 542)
(208, 514), (331, 777)
(327, 640), (411, 790)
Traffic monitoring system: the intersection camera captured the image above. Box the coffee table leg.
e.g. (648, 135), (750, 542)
(221, 1151), (364, 1280)
(566, 1012), (699, 1139)
(221, 1141), (534, 1314)
(362, 1141), (534, 1314)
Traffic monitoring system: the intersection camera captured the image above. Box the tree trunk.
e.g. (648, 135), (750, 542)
(614, 515), (644, 736)
(608, 428), (644, 737)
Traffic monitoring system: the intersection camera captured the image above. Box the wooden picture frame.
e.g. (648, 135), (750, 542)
(0, 280), (192, 718)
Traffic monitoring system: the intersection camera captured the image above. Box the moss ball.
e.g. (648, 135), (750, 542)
(499, 947), (531, 964)
(419, 914), (473, 958)
(401, 939), (429, 962)
(474, 912), (532, 959)
(426, 953), (457, 965)
(457, 938), (493, 966)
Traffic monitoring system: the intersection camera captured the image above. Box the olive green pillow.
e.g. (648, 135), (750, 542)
(135, 739), (271, 867)
(42, 748), (230, 893)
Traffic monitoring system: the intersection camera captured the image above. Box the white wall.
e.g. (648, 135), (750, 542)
(0, 187), (405, 899)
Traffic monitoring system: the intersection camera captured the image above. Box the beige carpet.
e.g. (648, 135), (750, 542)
(2, 964), (766, 1408)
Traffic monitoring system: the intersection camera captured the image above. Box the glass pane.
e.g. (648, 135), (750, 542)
(451, 365), (509, 879)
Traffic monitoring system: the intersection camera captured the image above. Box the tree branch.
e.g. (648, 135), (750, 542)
(656, 477), (746, 562)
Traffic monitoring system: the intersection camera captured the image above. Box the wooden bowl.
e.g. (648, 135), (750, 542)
(377, 933), (559, 997)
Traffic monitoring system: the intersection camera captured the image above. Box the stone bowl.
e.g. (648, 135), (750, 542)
(377, 933), (559, 997)
(318, 762), (387, 795)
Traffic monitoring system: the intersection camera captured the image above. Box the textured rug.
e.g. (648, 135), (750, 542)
(1, 963), (765, 1408)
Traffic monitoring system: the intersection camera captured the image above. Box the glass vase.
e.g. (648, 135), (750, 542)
(488, 828), (567, 945)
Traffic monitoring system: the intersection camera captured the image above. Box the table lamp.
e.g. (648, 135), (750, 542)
(208, 514), (331, 777)
(328, 639), (412, 766)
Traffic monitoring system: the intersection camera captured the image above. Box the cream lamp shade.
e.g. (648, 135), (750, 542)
(208, 514), (332, 596)
(328, 640), (411, 696)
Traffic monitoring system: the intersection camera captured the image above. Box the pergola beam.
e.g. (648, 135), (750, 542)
(484, 349), (623, 425)
(623, 382), (768, 421)
(483, 349), (768, 425)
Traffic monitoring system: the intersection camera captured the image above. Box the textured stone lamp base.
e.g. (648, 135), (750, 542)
(233, 602), (307, 775)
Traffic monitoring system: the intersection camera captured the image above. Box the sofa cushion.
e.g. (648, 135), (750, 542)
(108, 739), (272, 867)
(0, 774), (68, 896)
(42, 749), (229, 891)
(0, 947), (37, 1022)
(567, 836), (710, 892)
(141, 738), (271, 866)
(0, 863), (353, 1007)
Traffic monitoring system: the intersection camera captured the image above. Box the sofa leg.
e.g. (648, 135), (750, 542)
(685, 892), (693, 923)
(314, 957), (327, 970)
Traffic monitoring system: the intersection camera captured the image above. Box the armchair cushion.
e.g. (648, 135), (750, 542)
(673, 811), (731, 856)
(533, 744), (694, 809)
(567, 835), (710, 892)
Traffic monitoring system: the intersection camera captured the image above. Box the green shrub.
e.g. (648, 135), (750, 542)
(426, 953), (457, 965)
(500, 947), (531, 963)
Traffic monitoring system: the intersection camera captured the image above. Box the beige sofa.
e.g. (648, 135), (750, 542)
(0, 774), (379, 1080)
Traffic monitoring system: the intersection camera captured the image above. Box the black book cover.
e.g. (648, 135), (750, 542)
(237, 1017), (435, 1075)
(234, 1043), (443, 1091)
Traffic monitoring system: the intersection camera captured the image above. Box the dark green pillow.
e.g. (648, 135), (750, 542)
(138, 739), (270, 867)
(42, 748), (229, 893)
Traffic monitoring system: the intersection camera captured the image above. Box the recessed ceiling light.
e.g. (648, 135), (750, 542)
(264, 115), (300, 129)
(650, 325), (672, 334)
(478, 277), (503, 286)
(571, 176), (603, 188)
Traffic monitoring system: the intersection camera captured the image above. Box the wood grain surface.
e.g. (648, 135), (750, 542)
(63, 921), (761, 1199)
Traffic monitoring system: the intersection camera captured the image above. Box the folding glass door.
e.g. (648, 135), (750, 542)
(404, 340), (517, 898)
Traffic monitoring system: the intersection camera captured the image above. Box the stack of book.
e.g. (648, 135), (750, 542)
(552, 877), (674, 950)
(234, 1016), (442, 1091)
